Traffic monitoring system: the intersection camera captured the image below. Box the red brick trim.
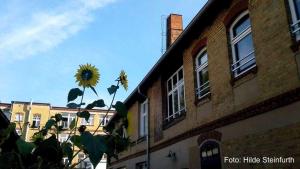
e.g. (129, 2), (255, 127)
(197, 130), (222, 146)
(191, 37), (207, 57)
(110, 87), (300, 166)
(223, 0), (248, 28)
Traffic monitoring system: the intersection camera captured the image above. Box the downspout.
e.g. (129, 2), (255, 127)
(25, 99), (33, 141)
(138, 87), (150, 169)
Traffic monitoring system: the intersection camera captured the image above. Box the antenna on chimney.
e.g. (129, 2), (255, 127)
(161, 15), (167, 54)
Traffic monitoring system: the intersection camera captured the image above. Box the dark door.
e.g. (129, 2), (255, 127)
(200, 141), (221, 169)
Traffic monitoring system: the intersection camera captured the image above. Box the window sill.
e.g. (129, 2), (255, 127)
(136, 136), (146, 144)
(163, 111), (186, 130)
(81, 124), (94, 126)
(194, 93), (211, 106)
(230, 66), (257, 86)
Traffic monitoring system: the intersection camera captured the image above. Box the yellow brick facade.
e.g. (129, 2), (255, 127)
(110, 0), (300, 169)
(1, 101), (113, 168)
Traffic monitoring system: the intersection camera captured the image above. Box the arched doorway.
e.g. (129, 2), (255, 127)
(200, 140), (221, 169)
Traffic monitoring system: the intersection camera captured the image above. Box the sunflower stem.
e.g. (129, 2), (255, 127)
(66, 86), (85, 167)
(93, 80), (120, 135)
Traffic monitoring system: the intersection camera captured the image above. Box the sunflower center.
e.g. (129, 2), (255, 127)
(81, 70), (93, 81)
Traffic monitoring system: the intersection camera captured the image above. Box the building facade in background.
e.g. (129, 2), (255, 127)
(0, 101), (113, 169)
(109, 0), (300, 169)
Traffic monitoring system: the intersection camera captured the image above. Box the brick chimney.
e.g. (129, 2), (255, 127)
(166, 14), (183, 49)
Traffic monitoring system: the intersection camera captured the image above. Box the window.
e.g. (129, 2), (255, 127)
(136, 162), (147, 169)
(32, 115), (41, 128)
(15, 113), (23, 122)
(139, 100), (148, 137)
(61, 113), (76, 129)
(78, 153), (93, 169)
(195, 48), (210, 99)
(58, 134), (68, 143)
(15, 129), (22, 136)
(62, 157), (68, 166)
(200, 140), (221, 169)
(99, 114), (111, 126)
(81, 114), (94, 125)
(289, 0), (300, 40)
(166, 67), (185, 122)
(230, 11), (256, 77)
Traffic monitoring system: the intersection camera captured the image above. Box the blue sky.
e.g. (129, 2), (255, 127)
(0, 0), (207, 107)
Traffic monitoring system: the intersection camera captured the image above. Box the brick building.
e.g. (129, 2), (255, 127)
(108, 0), (300, 169)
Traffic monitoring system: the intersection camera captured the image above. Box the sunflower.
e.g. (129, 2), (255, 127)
(119, 70), (128, 91)
(75, 64), (100, 88)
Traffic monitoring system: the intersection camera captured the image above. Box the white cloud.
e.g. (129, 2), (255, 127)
(0, 0), (115, 62)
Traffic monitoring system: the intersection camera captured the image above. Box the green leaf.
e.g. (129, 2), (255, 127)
(70, 135), (81, 148)
(81, 132), (107, 168)
(113, 101), (128, 117)
(45, 119), (56, 130)
(67, 103), (81, 109)
(85, 99), (105, 110)
(86, 103), (94, 109)
(69, 118), (76, 129)
(54, 114), (63, 122)
(93, 99), (105, 108)
(16, 138), (35, 155)
(0, 123), (16, 145)
(33, 135), (63, 162)
(62, 142), (73, 164)
(68, 88), (83, 102)
(107, 85), (119, 95)
(77, 111), (90, 121)
(90, 86), (98, 96)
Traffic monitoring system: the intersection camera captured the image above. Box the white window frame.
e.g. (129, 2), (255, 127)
(166, 66), (186, 121)
(289, 0), (300, 40)
(58, 133), (68, 143)
(32, 114), (41, 128)
(16, 129), (22, 136)
(62, 157), (69, 165)
(195, 47), (210, 99)
(81, 114), (94, 125)
(62, 113), (76, 129)
(230, 10), (256, 78)
(139, 100), (148, 137)
(99, 114), (110, 126)
(15, 113), (23, 122)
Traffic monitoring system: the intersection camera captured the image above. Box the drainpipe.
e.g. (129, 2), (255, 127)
(25, 99), (33, 141)
(138, 87), (150, 169)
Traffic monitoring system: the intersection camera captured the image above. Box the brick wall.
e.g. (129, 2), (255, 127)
(113, 0), (300, 165)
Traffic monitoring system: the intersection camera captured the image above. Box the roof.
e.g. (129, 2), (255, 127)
(11, 101), (51, 106)
(51, 106), (111, 113)
(124, 0), (231, 107)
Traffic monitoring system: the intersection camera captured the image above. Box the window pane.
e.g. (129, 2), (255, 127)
(168, 80), (172, 92)
(200, 67), (209, 85)
(199, 67), (209, 96)
(173, 90), (179, 114)
(199, 52), (208, 66)
(294, 0), (300, 19)
(172, 74), (177, 86)
(179, 85), (185, 110)
(233, 15), (250, 37)
(142, 116), (146, 134)
(168, 94), (173, 117)
(178, 69), (183, 81)
(234, 33), (255, 72)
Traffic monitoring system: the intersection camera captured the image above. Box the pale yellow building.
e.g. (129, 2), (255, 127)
(0, 101), (113, 169)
